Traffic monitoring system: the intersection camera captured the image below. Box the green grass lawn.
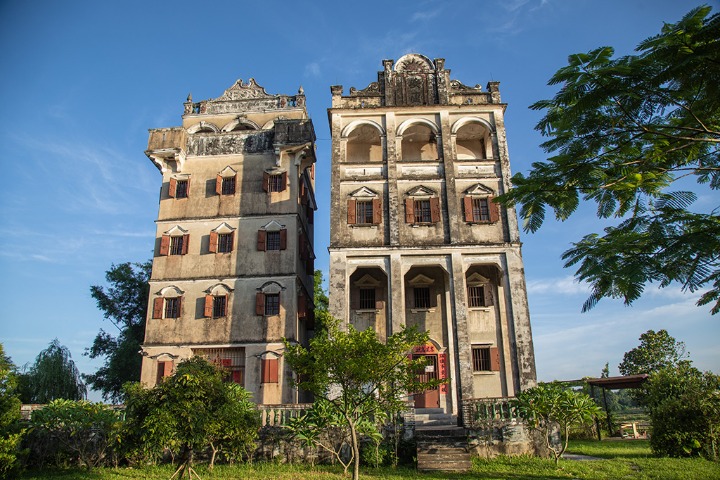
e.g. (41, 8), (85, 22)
(20, 440), (720, 479)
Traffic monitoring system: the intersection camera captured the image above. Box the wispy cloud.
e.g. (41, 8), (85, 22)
(304, 62), (321, 78)
(527, 275), (590, 296)
(410, 8), (442, 23)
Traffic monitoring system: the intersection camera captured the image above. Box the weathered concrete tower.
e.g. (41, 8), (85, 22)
(328, 54), (536, 418)
(141, 79), (317, 405)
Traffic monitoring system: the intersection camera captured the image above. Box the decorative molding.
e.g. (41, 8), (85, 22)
(218, 78), (274, 101)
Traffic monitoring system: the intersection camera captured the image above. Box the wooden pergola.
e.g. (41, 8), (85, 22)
(585, 374), (649, 439)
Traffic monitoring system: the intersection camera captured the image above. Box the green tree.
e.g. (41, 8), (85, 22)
(618, 329), (689, 376)
(122, 357), (259, 478)
(314, 269), (329, 313)
(497, 6), (720, 314)
(22, 339), (86, 403)
(284, 315), (440, 480)
(515, 383), (602, 465)
(86, 261), (151, 402)
(0, 344), (24, 480)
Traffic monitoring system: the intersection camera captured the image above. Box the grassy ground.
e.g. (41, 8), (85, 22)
(20, 440), (720, 479)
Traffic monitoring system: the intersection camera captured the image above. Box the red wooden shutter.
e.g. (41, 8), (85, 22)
(489, 196), (500, 223)
(405, 198), (415, 223)
(169, 177), (177, 198)
(232, 370), (243, 384)
(204, 294), (213, 317)
(164, 361), (174, 377)
(280, 172), (287, 192)
(262, 171), (270, 192)
(430, 197), (441, 223)
(152, 297), (163, 319)
(372, 198), (381, 225)
(209, 231), (218, 253)
(298, 293), (307, 318)
(181, 234), (189, 255)
(490, 346), (501, 371)
(216, 174), (223, 195)
(159, 235), (170, 256)
(280, 228), (287, 250)
(257, 230), (266, 251)
(221, 358), (232, 367)
(464, 196), (474, 222)
(347, 199), (356, 224)
(262, 358), (279, 383)
(255, 292), (265, 315)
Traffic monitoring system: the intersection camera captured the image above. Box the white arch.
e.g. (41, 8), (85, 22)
(396, 118), (439, 136)
(451, 116), (494, 135)
(341, 119), (385, 138)
(186, 121), (220, 134)
(221, 117), (261, 132)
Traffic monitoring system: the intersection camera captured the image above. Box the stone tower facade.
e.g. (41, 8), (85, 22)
(140, 79), (317, 405)
(328, 54), (536, 417)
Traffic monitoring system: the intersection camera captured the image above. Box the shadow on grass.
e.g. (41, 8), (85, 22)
(567, 439), (655, 460)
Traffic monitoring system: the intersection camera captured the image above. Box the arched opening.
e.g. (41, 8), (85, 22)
(345, 123), (383, 163)
(401, 123), (438, 161)
(455, 121), (490, 160)
(348, 267), (388, 341)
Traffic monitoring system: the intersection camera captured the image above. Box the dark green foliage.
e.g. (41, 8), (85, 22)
(0, 344), (24, 480)
(313, 269), (329, 313)
(619, 329), (689, 376)
(497, 6), (720, 314)
(22, 339), (86, 403)
(86, 261), (151, 403)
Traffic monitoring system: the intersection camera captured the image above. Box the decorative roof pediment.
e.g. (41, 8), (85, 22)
(349, 187), (379, 199)
(260, 220), (284, 231)
(187, 121), (220, 134)
(258, 281), (285, 294)
(354, 274), (381, 287)
(406, 185), (436, 197)
(158, 285), (184, 297)
(211, 222), (235, 234)
(465, 183), (495, 196)
(221, 116), (261, 132)
(218, 78), (274, 101)
(450, 79), (482, 92)
(164, 225), (188, 236)
(395, 53), (434, 72)
(219, 166), (237, 177)
(467, 273), (490, 285)
(408, 274), (435, 286)
(205, 283), (233, 295)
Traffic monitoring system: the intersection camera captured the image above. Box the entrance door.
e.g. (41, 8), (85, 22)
(414, 354), (439, 408)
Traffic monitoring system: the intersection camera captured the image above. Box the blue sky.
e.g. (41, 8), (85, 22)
(1, 0), (717, 398)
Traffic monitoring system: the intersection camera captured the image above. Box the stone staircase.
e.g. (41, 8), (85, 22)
(414, 409), (472, 473)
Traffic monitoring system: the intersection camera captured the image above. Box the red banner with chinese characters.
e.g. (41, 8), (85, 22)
(438, 353), (448, 393)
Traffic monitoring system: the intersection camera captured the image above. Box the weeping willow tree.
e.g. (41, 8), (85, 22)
(22, 339), (86, 403)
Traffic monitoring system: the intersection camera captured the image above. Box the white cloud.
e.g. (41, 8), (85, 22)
(410, 8), (442, 23)
(304, 62), (321, 78)
(527, 275), (590, 296)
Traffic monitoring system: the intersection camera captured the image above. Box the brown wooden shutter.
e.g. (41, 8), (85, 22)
(204, 294), (213, 317)
(231, 174), (237, 194)
(280, 172), (287, 191)
(159, 235), (170, 256)
(280, 228), (287, 250)
(464, 196), (474, 222)
(215, 174), (223, 195)
(262, 358), (279, 383)
(209, 231), (218, 253)
(430, 197), (441, 223)
(169, 178), (177, 198)
(257, 230), (266, 251)
(405, 198), (415, 223)
(372, 198), (381, 225)
(490, 346), (501, 371)
(347, 199), (356, 225)
(298, 293), (307, 318)
(262, 172), (270, 192)
(489, 196), (500, 223)
(152, 297), (163, 319)
(164, 361), (174, 377)
(181, 234), (189, 255)
(255, 292), (265, 315)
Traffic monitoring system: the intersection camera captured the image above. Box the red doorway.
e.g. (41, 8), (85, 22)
(413, 353), (439, 408)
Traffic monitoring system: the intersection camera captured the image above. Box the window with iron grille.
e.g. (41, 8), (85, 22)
(414, 287), (431, 309)
(414, 199), (432, 223)
(218, 233), (233, 253)
(175, 180), (188, 198)
(268, 174), (284, 192)
(221, 176), (236, 195)
(164, 297), (180, 318)
(356, 201), (374, 224)
(359, 288), (376, 309)
(472, 346), (491, 372)
(472, 198), (490, 222)
(169, 236), (185, 255)
(468, 286), (486, 307)
(266, 231), (281, 251)
(212, 295), (227, 317)
(193, 347), (245, 385)
(265, 293), (280, 315)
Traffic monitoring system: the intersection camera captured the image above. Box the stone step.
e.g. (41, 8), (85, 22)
(417, 447), (472, 472)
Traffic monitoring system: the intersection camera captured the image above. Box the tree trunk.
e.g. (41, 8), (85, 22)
(349, 419), (360, 480)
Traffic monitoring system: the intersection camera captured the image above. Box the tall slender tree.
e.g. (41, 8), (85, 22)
(22, 339), (86, 403)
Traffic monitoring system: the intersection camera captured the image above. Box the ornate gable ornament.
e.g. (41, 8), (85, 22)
(406, 185), (436, 197)
(465, 183), (495, 196)
(394, 53), (435, 72)
(349, 186), (379, 199)
(219, 78), (274, 101)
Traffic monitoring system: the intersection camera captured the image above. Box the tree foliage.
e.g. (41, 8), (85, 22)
(313, 269), (329, 313)
(86, 261), (151, 402)
(0, 344), (23, 480)
(22, 339), (86, 403)
(515, 383), (602, 465)
(284, 315), (440, 480)
(497, 6), (720, 313)
(618, 329), (689, 376)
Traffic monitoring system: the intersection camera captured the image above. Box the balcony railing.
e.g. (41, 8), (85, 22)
(461, 397), (521, 428)
(258, 404), (313, 427)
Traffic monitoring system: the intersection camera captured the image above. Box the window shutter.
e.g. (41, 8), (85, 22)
(280, 172), (287, 192)
(221, 358), (232, 367)
(185, 177), (190, 197)
(464, 196), (474, 222)
(372, 198), (381, 225)
(430, 197), (441, 223)
(347, 199), (356, 225)
(405, 198), (415, 223)
(228, 231), (234, 251)
(280, 228), (287, 250)
(257, 230), (266, 251)
(178, 296), (184, 317)
(152, 297), (163, 319)
(484, 285), (494, 306)
(255, 292), (265, 315)
(231, 174), (237, 194)
(181, 234), (189, 255)
(490, 347), (501, 371)
(159, 235), (170, 256)
(209, 231), (218, 253)
(164, 361), (174, 377)
(262, 358), (279, 383)
(489, 196), (500, 223)
(298, 293), (307, 318)
(232, 370), (243, 384)
(215, 174), (223, 195)
(204, 294), (213, 318)
(169, 178), (177, 198)
(262, 172), (270, 192)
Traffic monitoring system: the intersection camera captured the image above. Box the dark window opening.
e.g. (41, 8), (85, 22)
(218, 233), (233, 253)
(164, 297), (180, 318)
(414, 199), (431, 223)
(268, 174), (284, 192)
(472, 198), (490, 222)
(414, 287), (431, 309)
(170, 236), (184, 255)
(359, 288), (376, 310)
(175, 180), (188, 198)
(472, 347), (491, 372)
(468, 286), (485, 307)
(356, 201), (374, 224)
(265, 293), (280, 316)
(212, 296), (227, 318)
(221, 176), (236, 195)
(266, 231), (281, 251)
